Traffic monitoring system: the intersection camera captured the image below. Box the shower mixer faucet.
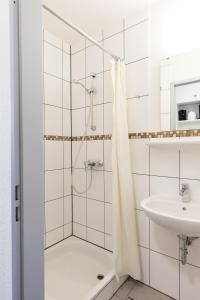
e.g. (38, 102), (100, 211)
(84, 160), (104, 169)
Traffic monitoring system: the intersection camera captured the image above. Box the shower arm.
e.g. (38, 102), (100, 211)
(73, 80), (95, 95)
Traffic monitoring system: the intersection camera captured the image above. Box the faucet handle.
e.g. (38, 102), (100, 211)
(180, 183), (190, 202)
(180, 183), (189, 194)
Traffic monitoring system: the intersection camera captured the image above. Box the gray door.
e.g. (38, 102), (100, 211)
(11, 0), (44, 299)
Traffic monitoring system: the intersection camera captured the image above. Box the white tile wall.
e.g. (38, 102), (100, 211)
(133, 137), (200, 300)
(70, 18), (150, 254)
(68, 15), (200, 300)
(44, 30), (72, 248)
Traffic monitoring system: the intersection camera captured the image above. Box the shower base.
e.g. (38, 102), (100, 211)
(45, 237), (125, 300)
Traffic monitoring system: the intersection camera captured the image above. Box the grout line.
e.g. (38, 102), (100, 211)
(70, 45), (73, 236)
(62, 40), (65, 241)
(148, 140), (151, 285)
(72, 234), (112, 253)
(44, 39), (70, 55)
(102, 29), (106, 248)
(84, 38), (88, 241)
(44, 103), (71, 110)
(71, 18), (148, 56)
(44, 71), (71, 83)
(43, 29), (47, 249)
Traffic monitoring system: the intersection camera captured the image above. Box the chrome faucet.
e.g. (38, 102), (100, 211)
(180, 183), (190, 202)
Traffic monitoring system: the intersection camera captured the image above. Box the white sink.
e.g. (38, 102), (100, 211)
(141, 195), (200, 236)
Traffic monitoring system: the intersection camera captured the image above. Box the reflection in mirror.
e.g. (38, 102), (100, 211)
(160, 49), (200, 131)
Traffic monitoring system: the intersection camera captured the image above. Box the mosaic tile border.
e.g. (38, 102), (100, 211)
(44, 130), (200, 142)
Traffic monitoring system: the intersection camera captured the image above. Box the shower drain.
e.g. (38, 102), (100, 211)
(97, 274), (104, 280)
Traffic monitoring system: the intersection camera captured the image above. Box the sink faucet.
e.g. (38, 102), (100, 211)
(180, 183), (190, 202)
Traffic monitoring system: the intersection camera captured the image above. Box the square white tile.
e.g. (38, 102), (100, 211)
(105, 234), (113, 251)
(105, 171), (112, 203)
(44, 42), (62, 78)
(63, 81), (71, 109)
(64, 168), (72, 196)
(150, 221), (179, 259)
(150, 251), (179, 299)
(63, 109), (71, 136)
(72, 168), (86, 197)
(45, 170), (63, 201)
(45, 227), (63, 248)
(127, 97), (149, 133)
(86, 104), (103, 136)
(161, 114), (170, 131)
(72, 108), (85, 136)
(150, 176), (180, 198)
(64, 196), (72, 224)
(161, 89), (170, 114)
(180, 140), (200, 180)
(150, 138), (180, 177)
(139, 246), (150, 285)
(63, 52), (70, 81)
(86, 45), (103, 76)
(45, 198), (63, 232)
(180, 264), (200, 300)
(87, 170), (104, 201)
(105, 203), (112, 234)
(44, 74), (62, 107)
(104, 32), (123, 71)
(87, 228), (104, 247)
(129, 139), (149, 175)
(104, 140), (112, 171)
(125, 20), (148, 64)
(72, 141), (86, 169)
(72, 50), (85, 80)
(104, 103), (113, 135)
(104, 70), (113, 103)
(73, 196), (86, 225)
(64, 223), (72, 238)
(133, 174), (149, 209)
(87, 199), (104, 232)
(126, 59), (149, 99)
(64, 141), (71, 169)
(73, 222), (87, 239)
(72, 78), (86, 109)
(45, 105), (62, 136)
(45, 140), (63, 171)
(186, 238), (200, 268)
(136, 210), (149, 248)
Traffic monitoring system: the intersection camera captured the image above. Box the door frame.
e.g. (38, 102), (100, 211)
(18, 0), (44, 299)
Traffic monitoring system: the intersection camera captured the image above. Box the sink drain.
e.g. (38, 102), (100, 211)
(97, 274), (104, 280)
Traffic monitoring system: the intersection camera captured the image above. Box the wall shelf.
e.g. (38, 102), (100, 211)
(146, 138), (200, 147)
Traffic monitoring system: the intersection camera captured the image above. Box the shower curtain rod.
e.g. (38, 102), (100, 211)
(43, 4), (121, 61)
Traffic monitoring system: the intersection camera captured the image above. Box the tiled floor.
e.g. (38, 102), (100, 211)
(111, 278), (174, 300)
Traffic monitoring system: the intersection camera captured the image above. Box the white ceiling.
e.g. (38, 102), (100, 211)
(43, 0), (158, 44)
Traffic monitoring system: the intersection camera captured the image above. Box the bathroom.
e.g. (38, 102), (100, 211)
(1, 0), (200, 299)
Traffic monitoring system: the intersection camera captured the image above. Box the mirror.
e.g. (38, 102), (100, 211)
(160, 49), (200, 131)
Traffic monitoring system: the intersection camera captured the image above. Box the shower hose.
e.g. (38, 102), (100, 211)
(71, 92), (94, 194)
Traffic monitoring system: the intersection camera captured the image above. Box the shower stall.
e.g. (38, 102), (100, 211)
(43, 5), (129, 300)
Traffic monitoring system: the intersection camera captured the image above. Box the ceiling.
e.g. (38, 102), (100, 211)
(43, 0), (158, 45)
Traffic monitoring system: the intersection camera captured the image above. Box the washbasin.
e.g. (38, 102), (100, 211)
(141, 195), (200, 236)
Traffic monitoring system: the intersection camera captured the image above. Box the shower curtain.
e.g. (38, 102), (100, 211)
(111, 59), (141, 280)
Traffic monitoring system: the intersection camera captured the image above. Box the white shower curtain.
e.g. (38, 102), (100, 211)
(111, 59), (141, 280)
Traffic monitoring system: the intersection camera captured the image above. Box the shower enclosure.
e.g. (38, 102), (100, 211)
(42, 5), (129, 300)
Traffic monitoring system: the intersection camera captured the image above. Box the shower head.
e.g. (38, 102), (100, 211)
(72, 79), (95, 94)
